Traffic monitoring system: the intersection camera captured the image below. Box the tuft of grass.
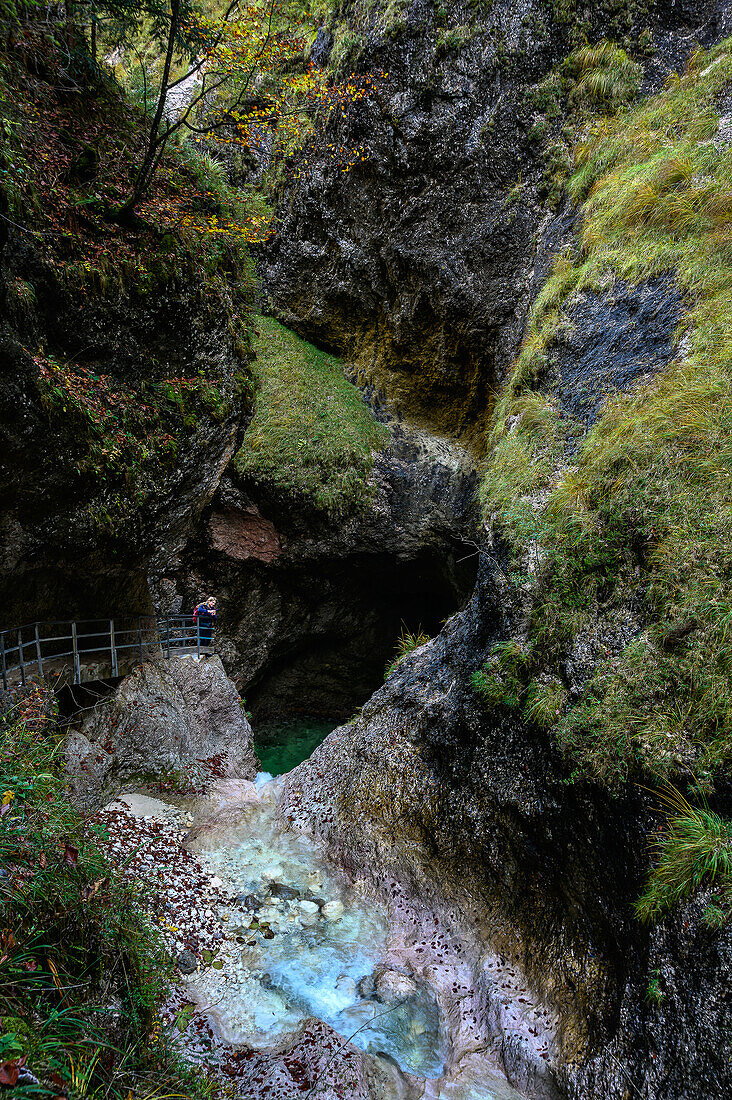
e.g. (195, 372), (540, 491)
(645, 969), (665, 1004)
(481, 39), (732, 785)
(234, 316), (389, 516)
(635, 785), (732, 925)
(702, 900), (730, 930)
(524, 677), (568, 729)
(563, 42), (642, 111)
(527, 41), (642, 205)
(385, 626), (430, 679)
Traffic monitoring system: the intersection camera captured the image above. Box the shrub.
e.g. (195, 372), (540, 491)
(0, 687), (204, 1097)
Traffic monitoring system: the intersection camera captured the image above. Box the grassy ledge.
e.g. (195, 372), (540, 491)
(479, 40), (732, 790)
(233, 316), (390, 517)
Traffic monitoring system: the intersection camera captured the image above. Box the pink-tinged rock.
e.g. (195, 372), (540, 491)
(209, 507), (283, 563)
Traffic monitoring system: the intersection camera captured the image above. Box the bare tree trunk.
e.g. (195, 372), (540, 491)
(114, 0), (180, 223)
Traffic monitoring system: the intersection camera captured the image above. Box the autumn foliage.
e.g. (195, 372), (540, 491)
(123, 0), (387, 227)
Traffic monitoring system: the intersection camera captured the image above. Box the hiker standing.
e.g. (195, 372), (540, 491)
(193, 597), (217, 649)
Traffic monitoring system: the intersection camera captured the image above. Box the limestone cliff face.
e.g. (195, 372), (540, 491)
(278, 551), (732, 1099)
(261, 2), (732, 1096)
(261, 0), (730, 448)
(0, 231), (247, 627)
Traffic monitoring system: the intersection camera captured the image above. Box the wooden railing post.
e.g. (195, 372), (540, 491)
(71, 621), (80, 683)
(17, 628), (26, 687)
(110, 619), (118, 678)
(0, 633), (6, 691)
(34, 624), (43, 678)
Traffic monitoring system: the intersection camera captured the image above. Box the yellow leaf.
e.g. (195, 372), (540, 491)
(2, 791), (14, 806)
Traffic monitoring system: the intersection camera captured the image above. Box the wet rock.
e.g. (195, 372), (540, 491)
(357, 974), (376, 1000)
(547, 276), (684, 427)
(228, 1017), (400, 1100)
(374, 970), (418, 1004)
(269, 882), (300, 901)
(263, 865), (284, 881)
(298, 899), (320, 926)
(177, 948), (197, 975)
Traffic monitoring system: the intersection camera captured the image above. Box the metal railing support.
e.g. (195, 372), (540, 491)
(0, 634), (6, 692)
(166, 618), (171, 660)
(138, 617), (144, 664)
(34, 623), (42, 678)
(71, 621), (80, 684)
(196, 619), (200, 659)
(110, 619), (118, 678)
(17, 629), (26, 687)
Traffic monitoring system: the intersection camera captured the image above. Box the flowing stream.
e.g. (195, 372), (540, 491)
(193, 783), (447, 1077)
(175, 721), (549, 1099)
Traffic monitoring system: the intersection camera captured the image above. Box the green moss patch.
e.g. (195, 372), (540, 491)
(233, 316), (389, 516)
(481, 41), (732, 787)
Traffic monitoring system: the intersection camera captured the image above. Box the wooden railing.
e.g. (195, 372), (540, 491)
(0, 615), (216, 692)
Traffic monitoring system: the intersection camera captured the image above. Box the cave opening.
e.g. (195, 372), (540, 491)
(244, 537), (478, 763)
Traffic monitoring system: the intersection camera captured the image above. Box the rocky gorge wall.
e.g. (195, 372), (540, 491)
(0, 247), (245, 626)
(3, 6), (732, 1096)
(154, 423), (479, 719)
(0, 29), (256, 633)
(278, 553), (732, 1098)
(257, 0), (732, 1097)
(261, 0), (731, 448)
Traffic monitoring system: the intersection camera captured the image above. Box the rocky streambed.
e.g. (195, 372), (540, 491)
(100, 774), (557, 1100)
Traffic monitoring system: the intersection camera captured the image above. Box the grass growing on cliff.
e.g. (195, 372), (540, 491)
(234, 316), (389, 516)
(635, 786), (732, 926)
(384, 625), (430, 679)
(480, 40), (732, 786)
(527, 42), (643, 204)
(0, 687), (205, 1098)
